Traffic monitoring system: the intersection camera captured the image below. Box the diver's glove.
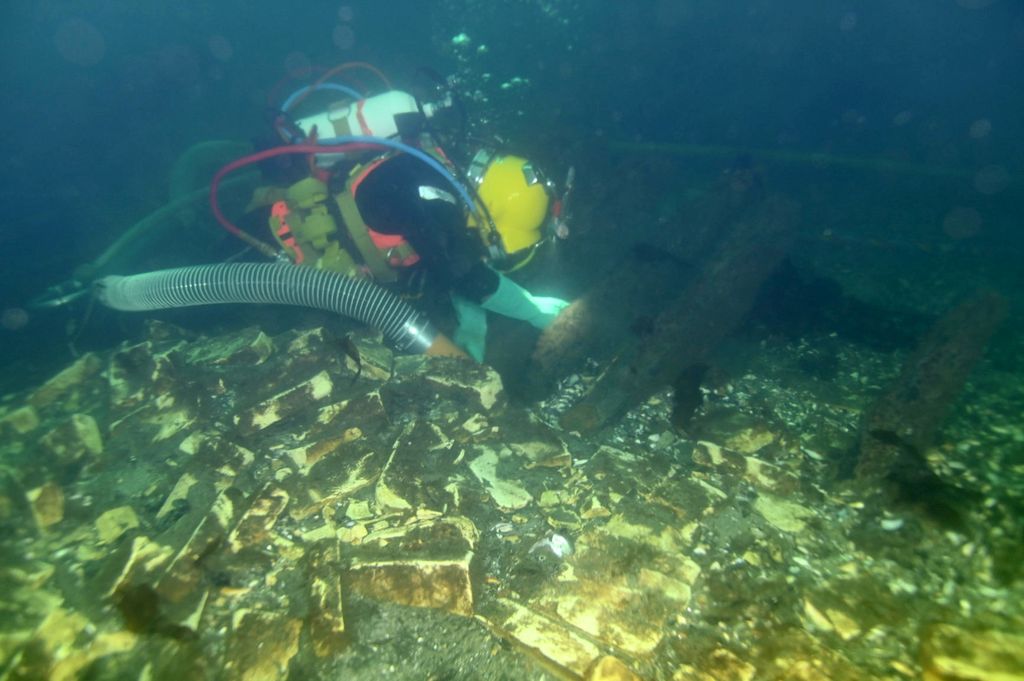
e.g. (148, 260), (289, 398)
(452, 295), (488, 362)
(481, 273), (570, 330)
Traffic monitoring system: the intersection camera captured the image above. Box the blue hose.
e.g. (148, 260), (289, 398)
(318, 135), (479, 215)
(95, 263), (438, 354)
(282, 83), (363, 112)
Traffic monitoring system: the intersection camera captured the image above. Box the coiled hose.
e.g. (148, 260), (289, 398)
(95, 263), (442, 354)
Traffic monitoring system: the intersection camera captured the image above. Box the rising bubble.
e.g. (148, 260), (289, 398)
(208, 34), (233, 62)
(333, 24), (356, 50)
(968, 118), (992, 139)
(284, 52), (312, 79)
(1, 308), (29, 331)
(892, 110), (913, 127)
(974, 165), (1011, 195)
(54, 18), (105, 67)
(942, 207), (983, 240)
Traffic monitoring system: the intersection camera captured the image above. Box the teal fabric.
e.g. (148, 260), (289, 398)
(452, 295), (488, 362)
(481, 273), (570, 329)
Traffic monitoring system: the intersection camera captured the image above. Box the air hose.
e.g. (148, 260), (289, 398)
(94, 263), (461, 356)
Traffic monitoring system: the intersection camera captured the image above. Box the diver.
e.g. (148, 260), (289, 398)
(244, 81), (572, 362)
(28, 66), (572, 364)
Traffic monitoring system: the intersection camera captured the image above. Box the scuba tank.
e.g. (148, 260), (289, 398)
(293, 90), (444, 142)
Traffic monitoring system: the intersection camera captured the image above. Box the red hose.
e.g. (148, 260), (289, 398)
(286, 62), (393, 112)
(209, 143), (381, 256)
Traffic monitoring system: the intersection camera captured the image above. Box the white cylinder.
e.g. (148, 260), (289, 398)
(295, 90), (421, 140)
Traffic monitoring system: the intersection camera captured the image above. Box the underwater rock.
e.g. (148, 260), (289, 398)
(691, 410), (777, 454)
(27, 353), (102, 409)
(14, 607), (137, 681)
(541, 514), (701, 656)
(6, 308), (1016, 680)
(345, 516), (478, 616)
(371, 419), (466, 514)
(90, 535), (174, 600)
(801, 596), (862, 641)
(184, 326), (276, 367)
(95, 506), (141, 545)
(0, 467), (31, 525)
(670, 648), (757, 681)
(226, 485), (289, 554)
(692, 440), (800, 496)
(753, 493), (815, 534)
(107, 340), (185, 410)
(27, 481), (64, 530)
(584, 655), (643, 681)
(385, 356), (506, 420)
(468, 447), (534, 511)
(332, 328), (394, 381)
(920, 622), (1024, 680)
(223, 611), (302, 681)
(0, 405), (39, 434)
(477, 597), (602, 677)
(38, 413), (103, 469)
(235, 370), (334, 432)
(154, 487), (243, 629)
(306, 539), (347, 656)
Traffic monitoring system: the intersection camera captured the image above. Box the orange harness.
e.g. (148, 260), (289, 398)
(270, 201), (304, 264)
(349, 156), (421, 267)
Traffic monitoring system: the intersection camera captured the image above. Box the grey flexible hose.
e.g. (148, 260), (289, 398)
(95, 263), (438, 354)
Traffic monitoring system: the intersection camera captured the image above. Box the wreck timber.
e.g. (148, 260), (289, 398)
(558, 194), (799, 433)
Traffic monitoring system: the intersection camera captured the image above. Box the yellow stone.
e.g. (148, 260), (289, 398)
(468, 448), (532, 511)
(825, 607), (861, 641)
(478, 598), (601, 677)
(922, 623), (1024, 681)
(802, 598), (833, 633)
(337, 523), (368, 544)
(724, 425), (775, 453)
(461, 413), (489, 434)
(49, 631), (138, 681)
(539, 490), (566, 508)
(550, 576), (667, 655)
(347, 558), (474, 616)
(225, 613), (302, 681)
(580, 497), (611, 520)
(245, 370), (334, 430)
(754, 494), (815, 534)
(96, 506), (141, 544)
(345, 499), (373, 520)
(374, 476), (413, 512)
(0, 405), (39, 434)
(34, 607), (90, 657)
(28, 353), (102, 408)
(178, 431), (205, 455)
(585, 655), (643, 681)
(149, 407), (194, 442)
(157, 473), (198, 519)
(27, 482), (64, 529)
(673, 648), (756, 681)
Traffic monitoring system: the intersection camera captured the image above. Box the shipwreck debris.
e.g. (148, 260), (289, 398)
(856, 290), (1007, 485)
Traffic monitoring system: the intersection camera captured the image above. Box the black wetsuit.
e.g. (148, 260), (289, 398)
(353, 153), (499, 303)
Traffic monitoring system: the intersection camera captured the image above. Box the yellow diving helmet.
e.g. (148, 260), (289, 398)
(466, 150), (552, 265)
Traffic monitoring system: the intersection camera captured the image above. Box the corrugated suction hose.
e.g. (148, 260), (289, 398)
(95, 263), (439, 354)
